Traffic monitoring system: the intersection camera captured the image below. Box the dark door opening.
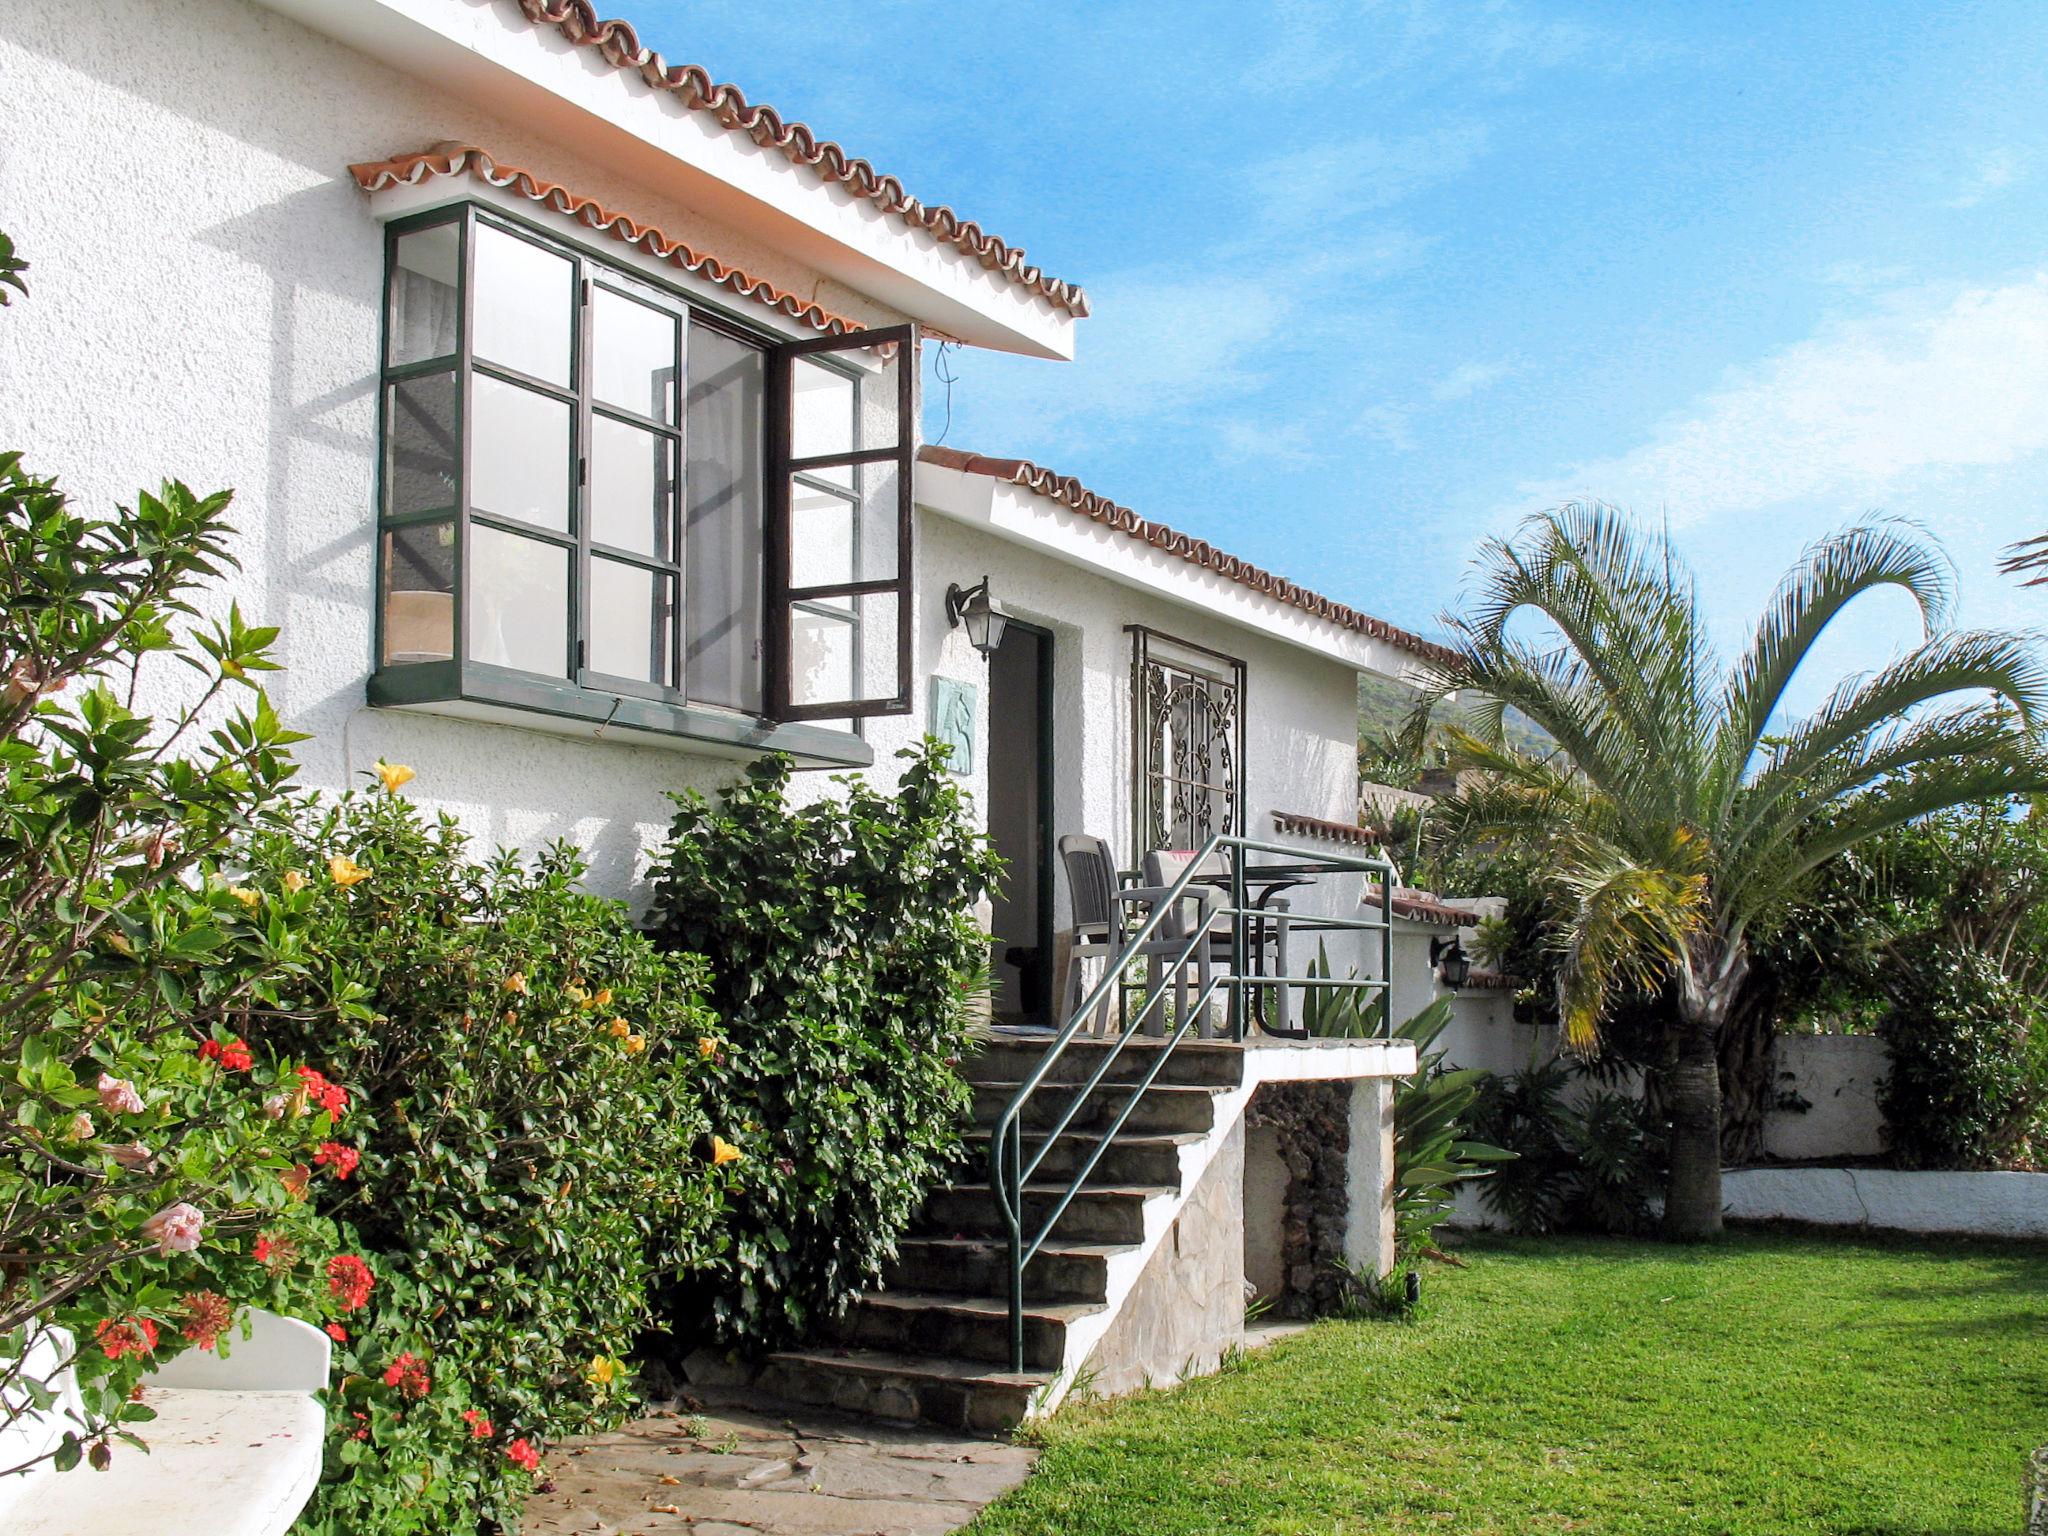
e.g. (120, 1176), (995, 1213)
(986, 620), (1054, 1026)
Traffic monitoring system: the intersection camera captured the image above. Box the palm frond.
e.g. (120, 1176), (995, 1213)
(1552, 848), (1709, 1051)
(1713, 521), (1954, 805)
(1999, 531), (2048, 586)
(1732, 628), (2048, 853)
(1780, 747), (2048, 885)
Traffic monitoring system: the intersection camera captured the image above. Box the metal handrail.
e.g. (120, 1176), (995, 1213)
(988, 834), (1397, 1372)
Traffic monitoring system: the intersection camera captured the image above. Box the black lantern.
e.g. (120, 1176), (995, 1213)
(1431, 934), (1471, 990)
(945, 576), (1009, 658)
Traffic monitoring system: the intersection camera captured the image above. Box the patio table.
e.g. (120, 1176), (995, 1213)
(1185, 862), (1320, 1036)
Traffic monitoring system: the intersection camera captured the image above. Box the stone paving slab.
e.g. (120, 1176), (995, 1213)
(521, 1404), (1036, 1536)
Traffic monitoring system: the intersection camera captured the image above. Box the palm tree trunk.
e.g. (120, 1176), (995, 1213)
(1666, 942), (1743, 1239)
(1663, 1017), (1724, 1239)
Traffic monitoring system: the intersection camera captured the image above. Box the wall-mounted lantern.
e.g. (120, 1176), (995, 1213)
(945, 576), (1009, 659)
(1431, 934), (1472, 990)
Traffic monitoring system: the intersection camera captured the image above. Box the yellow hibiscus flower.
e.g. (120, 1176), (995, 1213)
(711, 1136), (744, 1166)
(374, 759), (416, 793)
(327, 855), (371, 888)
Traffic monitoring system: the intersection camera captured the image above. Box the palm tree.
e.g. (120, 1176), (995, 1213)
(2001, 532), (2048, 587)
(1418, 506), (2048, 1238)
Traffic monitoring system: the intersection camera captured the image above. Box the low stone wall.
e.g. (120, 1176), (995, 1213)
(1084, 1123), (1247, 1399)
(1722, 1167), (2048, 1239)
(1242, 1082), (1351, 1318)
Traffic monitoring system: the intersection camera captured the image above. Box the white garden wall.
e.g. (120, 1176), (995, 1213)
(1721, 1168), (2048, 1239)
(1764, 1034), (1888, 1161)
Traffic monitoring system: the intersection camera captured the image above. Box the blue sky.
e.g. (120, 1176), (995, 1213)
(644, 0), (2048, 701)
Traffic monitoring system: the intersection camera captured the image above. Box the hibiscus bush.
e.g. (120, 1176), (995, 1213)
(0, 265), (368, 1473)
(643, 744), (998, 1350)
(246, 788), (737, 1534)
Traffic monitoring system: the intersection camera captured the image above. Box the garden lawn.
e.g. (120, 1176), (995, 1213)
(967, 1231), (2048, 1536)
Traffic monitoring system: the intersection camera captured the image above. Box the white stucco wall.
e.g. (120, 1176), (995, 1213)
(0, 0), (1375, 910)
(1763, 1034), (1889, 1162)
(0, 0), (915, 897)
(897, 512), (1367, 937)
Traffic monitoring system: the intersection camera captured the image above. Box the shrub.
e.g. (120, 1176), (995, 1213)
(1878, 948), (2047, 1170)
(0, 241), (356, 1476)
(1390, 998), (1512, 1256)
(644, 743), (998, 1349)
(1470, 1058), (1664, 1235)
(245, 788), (735, 1533)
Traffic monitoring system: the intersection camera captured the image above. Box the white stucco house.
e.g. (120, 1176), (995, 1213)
(1, 0), (1454, 1431)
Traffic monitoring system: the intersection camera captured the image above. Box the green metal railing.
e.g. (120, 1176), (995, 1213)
(987, 834), (1397, 1373)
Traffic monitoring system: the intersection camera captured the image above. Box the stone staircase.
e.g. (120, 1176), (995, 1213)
(753, 1030), (1250, 1433)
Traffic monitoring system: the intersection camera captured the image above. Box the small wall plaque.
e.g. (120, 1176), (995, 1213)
(929, 676), (977, 776)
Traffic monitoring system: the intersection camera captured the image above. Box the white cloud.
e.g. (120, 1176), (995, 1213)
(1431, 359), (1515, 402)
(1216, 419), (1317, 467)
(1946, 147), (2028, 209)
(1514, 273), (2048, 527)
(1250, 124), (1491, 224)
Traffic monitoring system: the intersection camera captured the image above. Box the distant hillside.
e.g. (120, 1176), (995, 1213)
(1357, 672), (1556, 780)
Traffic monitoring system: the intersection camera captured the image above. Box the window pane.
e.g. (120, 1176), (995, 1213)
(788, 601), (854, 710)
(380, 521), (455, 665)
(469, 525), (568, 677)
(685, 327), (764, 713)
(791, 355), (854, 478)
(589, 415), (674, 560)
(787, 591), (901, 712)
(592, 287), (678, 423)
(472, 223), (573, 387)
(471, 375), (570, 533)
(588, 557), (675, 687)
(788, 462), (898, 590)
(790, 479), (854, 590)
(388, 222), (460, 366)
(384, 371), (458, 517)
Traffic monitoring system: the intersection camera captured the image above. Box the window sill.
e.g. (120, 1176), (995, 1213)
(367, 661), (872, 769)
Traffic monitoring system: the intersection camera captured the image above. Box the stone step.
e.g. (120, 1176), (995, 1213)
(963, 1033), (1246, 1090)
(969, 1080), (1221, 1136)
(755, 1346), (1050, 1435)
(912, 1181), (1168, 1245)
(885, 1235), (1128, 1304)
(831, 1291), (1100, 1371)
(962, 1128), (1201, 1189)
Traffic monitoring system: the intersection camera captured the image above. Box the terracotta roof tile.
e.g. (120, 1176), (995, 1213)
(349, 144), (858, 336)
(1363, 885), (1480, 928)
(919, 446), (1454, 664)
(505, 1), (1088, 319)
(1270, 811), (1390, 849)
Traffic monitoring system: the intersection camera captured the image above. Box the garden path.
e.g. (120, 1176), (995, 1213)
(521, 1402), (1035, 1536)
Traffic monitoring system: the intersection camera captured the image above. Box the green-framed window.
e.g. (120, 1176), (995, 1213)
(370, 203), (914, 755)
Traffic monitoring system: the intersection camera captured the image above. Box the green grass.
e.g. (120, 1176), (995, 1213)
(967, 1231), (2048, 1536)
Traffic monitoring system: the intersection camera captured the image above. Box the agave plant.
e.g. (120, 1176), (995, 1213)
(1391, 996), (1513, 1256)
(1418, 506), (2048, 1238)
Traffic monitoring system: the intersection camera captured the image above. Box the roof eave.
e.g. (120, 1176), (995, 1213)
(915, 458), (1423, 677)
(252, 0), (1078, 359)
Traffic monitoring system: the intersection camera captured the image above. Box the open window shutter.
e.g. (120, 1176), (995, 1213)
(767, 323), (916, 720)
